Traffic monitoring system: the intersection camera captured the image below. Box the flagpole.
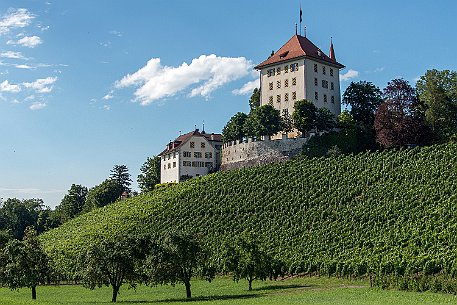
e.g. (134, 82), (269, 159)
(299, 5), (303, 36)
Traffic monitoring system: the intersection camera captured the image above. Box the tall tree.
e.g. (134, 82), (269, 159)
(0, 198), (45, 240)
(110, 165), (132, 194)
(137, 156), (161, 193)
(292, 99), (317, 136)
(416, 69), (457, 141)
(83, 179), (123, 212)
(80, 234), (148, 303)
(222, 112), (248, 142)
(54, 184), (88, 223)
(374, 79), (427, 148)
(244, 105), (282, 138)
(0, 227), (49, 300)
(342, 81), (383, 127)
(249, 88), (261, 111)
(315, 107), (336, 132)
(145, 232), (214, 299)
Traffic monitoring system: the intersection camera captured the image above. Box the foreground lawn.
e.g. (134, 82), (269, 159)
(1, 276), (457, 305)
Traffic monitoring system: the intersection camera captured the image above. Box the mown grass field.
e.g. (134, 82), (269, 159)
(1, 276), (456, 305)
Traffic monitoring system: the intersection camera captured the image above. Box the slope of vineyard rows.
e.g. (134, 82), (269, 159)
(42, 143), (457, 279)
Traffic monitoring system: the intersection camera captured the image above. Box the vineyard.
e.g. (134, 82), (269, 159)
(42, 143), (457, 287)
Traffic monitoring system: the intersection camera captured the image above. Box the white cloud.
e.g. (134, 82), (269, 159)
(103, 105), (111, 111)
(373, 67), (385, 73)
(340, 69), (359, 81)
(0, 51), (26, 59)
(103, 93), (113, 100)
(29, 101), (46, 110)
(109, 30), (122, 37)
(0, 8), (34, 35)
(23, 76), (57, 93)
(15, 64), (33, 69)
(115, 54), (253, 105)
(232, 78), (259, 95)
(0, 80), (21, 93)
(16, 35), (42, 48)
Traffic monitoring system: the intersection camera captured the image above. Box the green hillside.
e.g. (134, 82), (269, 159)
(42, 143), (457, 279)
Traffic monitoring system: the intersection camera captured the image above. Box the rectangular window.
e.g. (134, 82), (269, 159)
(331, 96), (335, 104)
(276, 80), (281, 89)
(205, 162), (213, 168)
(192, 161), (197, 167)
(183, 151), (191, 157)
(331, 82), (334, 90)
(276, 95), (281, 103)
(322, 66), (326, 75)
(173, 152), (176, 158)
(201, 142), (205, 148)
(314, 78), (318, 86)
(194, 152), (202, 158)
(314, 63), (318, 72)
(276, 67), (281, 75)
(190, 142), (195, 148)
(322, 80), (328, 89)
(269, 82), (273, 90)
(269, 96), (273, 105)
(330, 68), (334, 77)
(284, 93), (289, 102)
(315, 92), (318, 100)
(282, 108), (289, 116)
(173, 162), (176, 168)
(292, 77), (296, 86)
(205, 152), (212, 158)
(284, 79), (289, 87)
(168, 163), (171, 169)
(292, 91), (297, 100)
(267, 68), (275, 77)
(290, 63), (298, 72)
(284, 65), (289, 73)
(324, 94), (328, 103)
(164, 165), (166, 170)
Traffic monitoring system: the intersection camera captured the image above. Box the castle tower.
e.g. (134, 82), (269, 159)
(255, 34), (345, 138)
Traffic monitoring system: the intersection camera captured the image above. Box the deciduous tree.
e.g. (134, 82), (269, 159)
(342, 81), (383, 127)
(83, 179), (123, 212)
(137, 156), (161, 193)
(249, 88), (261, 111)
(244, 105), (281, 139)
(54, 184), (88, 223)
(222, 112), (248, 142)
(315, 107), (336, 132)
(292, 99), (317, 136)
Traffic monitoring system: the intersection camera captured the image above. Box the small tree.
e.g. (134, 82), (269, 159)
(221, 231), (279, 291)
(292, 100), (317, 136)
(280, 111), (294, 134)
(54, 184), (88, 223)
(137, 156), (161, 193)
(145, 232), (214, 298)
(83, 179), (123, 212)
(0, 226), (49, 300)
(244, 105), (281, 139)
(222, 112), (248, 142)
(80, 234), (148, 303)
(110, 165), (132, 194)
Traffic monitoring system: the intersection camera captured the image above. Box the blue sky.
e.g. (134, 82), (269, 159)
(1, 1), (456, 208)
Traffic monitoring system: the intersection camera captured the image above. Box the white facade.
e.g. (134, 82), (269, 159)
(160, 131), (222, 184)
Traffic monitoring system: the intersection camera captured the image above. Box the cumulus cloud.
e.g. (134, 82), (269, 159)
(0, 8), (34, 35)
(103, 93), (113, 100)
(103, 105), (111, 111)
(16, 35), (42, 48)
(340, 69), (359, 81)
(115, 54), (253, 105)
(232, 78), (259, 95)
(29, 101), (46, 110)
(23, 76), (57, 93)
(0, 80), (21, 93)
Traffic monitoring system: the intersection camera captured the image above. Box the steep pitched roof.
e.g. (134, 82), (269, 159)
(255, 35), (344, 69)
(159, 130), (222, 156)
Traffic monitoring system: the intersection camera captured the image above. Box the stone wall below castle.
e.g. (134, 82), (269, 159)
(220, 137), (307, 171)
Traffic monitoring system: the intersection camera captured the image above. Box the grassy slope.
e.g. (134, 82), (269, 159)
(1, 277), (457, 305)
(41, 144), (457, 276)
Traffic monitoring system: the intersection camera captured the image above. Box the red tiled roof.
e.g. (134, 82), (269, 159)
(255, 35), (344, 69)
(159, 130), (222, 156)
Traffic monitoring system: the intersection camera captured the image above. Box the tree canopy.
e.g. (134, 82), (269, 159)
(244, 105), (282, 138)
(137, 156), (161, 193)
(83, 179), (123, 212)
(249, 88), (261, 111)
(222, 112), (248, 142)
(110, 165), (132, 194)
(54, 184), (88, 223)
(342, 81), (383, 127)
(292, 100), (318, 135)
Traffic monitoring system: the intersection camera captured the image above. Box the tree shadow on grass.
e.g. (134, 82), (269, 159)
(117, 293), (261, 303)
(252, 284), (310, 292)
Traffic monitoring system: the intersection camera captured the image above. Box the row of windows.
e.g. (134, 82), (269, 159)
(269, 92), (297, 104)
(190, 141), (205, 149)
(164, 162), (177, 170)
(313, 64), (334, 76)
(269, 77), (297, 90)
(314, 92), (335, 103)
(183, 161), (213, 168)
(183, 151), (212, 159)
(267, 63), (299, 77)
